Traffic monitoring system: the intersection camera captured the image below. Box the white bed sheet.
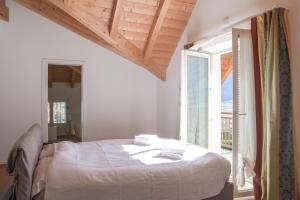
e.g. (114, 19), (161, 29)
(45, 139), (231, 200)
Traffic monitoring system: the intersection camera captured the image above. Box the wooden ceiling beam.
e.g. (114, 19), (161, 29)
(45, 0), (166, 80)
(47, 0), (156, 66)
(68, 66), (81, 74)
(144, 0), (172, 60)
(17, 0), (159, 77)
(47, 0), (140, 59)
(110, 0), (123, 38)
(48, 67), (53, 88)
(15, 0), (176, 80)
(0, 0), (9, 21)
(46, 0), (112, 42)
(70, 70), (76, 88)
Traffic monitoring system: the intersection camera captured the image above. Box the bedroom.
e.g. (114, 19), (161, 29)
(0, 0), (299, 200)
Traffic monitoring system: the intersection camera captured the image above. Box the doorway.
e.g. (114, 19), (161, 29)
(181, 22), (255, 198)
(42, 60), (85, 143)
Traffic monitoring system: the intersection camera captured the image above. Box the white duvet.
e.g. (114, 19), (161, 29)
(45, 139), (231, 200)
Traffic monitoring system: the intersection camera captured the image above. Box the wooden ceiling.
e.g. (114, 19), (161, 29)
(0, 0), (8, 21)
(221, 52), (233, 83)
(14, 0), (197, 80)
(48, 65), (81, 88)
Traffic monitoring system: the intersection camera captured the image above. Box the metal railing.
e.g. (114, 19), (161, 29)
(221, 112), (233, 150)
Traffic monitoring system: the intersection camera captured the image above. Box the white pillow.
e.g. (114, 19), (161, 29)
(31, 157), (53, 197)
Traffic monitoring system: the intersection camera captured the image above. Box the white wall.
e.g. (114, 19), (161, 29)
(0, 1), (158, 162)
(157, 0), (299, 141)
(48, 83), (82, 137)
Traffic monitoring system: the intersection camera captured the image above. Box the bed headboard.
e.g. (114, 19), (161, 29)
(6, 124), (43, 200)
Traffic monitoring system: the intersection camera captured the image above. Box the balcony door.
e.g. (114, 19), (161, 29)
(180, 51), (211, 149)
(232, 28), (257, 197)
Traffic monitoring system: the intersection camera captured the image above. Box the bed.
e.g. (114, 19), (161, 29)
(1, 124), (233, 200)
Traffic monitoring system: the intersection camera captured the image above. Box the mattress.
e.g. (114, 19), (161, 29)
(44, 139), (231, 200)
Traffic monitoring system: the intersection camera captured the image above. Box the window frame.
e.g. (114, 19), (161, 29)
(48, 100), (67, 125)
(180, 50), (212, 148)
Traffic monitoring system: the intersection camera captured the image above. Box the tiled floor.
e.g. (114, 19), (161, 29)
(0, 165), (11, 193)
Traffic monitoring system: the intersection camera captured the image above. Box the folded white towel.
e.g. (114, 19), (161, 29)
(134, 134), (159, 146)
(157, 151), (183, 160)
(162, 148), (185, 156)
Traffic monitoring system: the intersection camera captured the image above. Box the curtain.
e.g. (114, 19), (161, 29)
(236, 30), (257, 187)
(186, 55), (209, 148)
(251, 17), (263, 200)
(251, 8), (297, 200)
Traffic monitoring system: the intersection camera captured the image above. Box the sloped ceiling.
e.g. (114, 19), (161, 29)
(15, 0), (197, 80)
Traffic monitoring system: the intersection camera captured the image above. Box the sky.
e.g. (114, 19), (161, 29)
(221, 72), (233, 112)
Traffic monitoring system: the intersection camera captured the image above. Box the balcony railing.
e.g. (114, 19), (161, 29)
(221, 112), (233, 150)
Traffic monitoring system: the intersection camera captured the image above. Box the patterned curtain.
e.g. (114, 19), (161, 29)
(251, 8), (298, 200)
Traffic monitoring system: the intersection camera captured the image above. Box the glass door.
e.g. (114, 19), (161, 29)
(232, 28), (256, 197)
(181, 50), (211, 149)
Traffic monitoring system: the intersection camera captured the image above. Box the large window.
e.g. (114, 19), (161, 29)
(48, 101), (67, 124)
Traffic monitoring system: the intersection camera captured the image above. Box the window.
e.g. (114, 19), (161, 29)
(48, 101), (67, 124)
(48, 102), (50, 124)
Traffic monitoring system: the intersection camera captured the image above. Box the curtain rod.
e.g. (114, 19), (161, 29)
(186, 6), (288, 49)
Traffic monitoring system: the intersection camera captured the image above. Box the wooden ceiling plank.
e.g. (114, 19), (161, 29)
(174, 0), (197, 4)
(110, 0), (123, 38)
(119, 21), (151, 33)
(123, 1), (158, 16)
(120, 30), (148, 41)
(73, 4), (113, 20)
(48, 67), (53, 88)
(144, 0), (172, 60)
(157, 35), (179, 45)
(46, 0), (144, 59)
(122, 12), (155, 25)
(169, 1), (194, 13)
(160, 27), (182, 37)
(126, 0), (158, 7)
(46, 0), (112, 42)
(72, 0), (115, 10)
(0, 0), (9, 21)
(70, 70), (76, 88)
(69, 66), (81, 74)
